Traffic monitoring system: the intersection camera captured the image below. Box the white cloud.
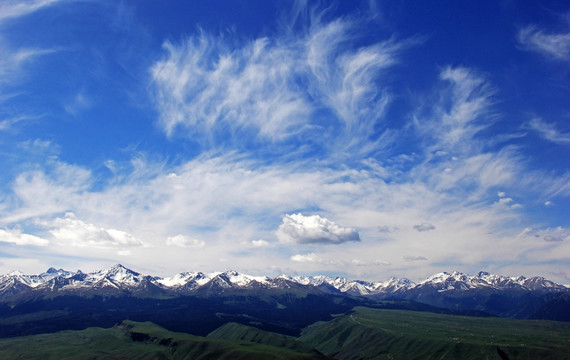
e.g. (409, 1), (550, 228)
(149, 12), (411, 155)
(0, 0), (65, 23)
(0, 228), (49, 246)
(276, 213), (360, 245)
(0, 38), (55, 85)
(290, 252), (335, 265)
(151, 35), (312, 142)
(64, 92), (92, 116)
(518, 25), (570, 61)
(545, 201), (554, 207)
(415, 67), (495, 155)
(2, 161), (92, 224)
(1, 143), (562, 279)
(525, 118), (570, 145)
(166, 234), (205, 248)
(48, 213), (143, 248)
(540, 227), (570, 243)
(0, 115), (36, 131)
(251, 239), (269, 247)
(413, 223), (435, 232)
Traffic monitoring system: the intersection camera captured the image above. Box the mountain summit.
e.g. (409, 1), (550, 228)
(1, 265), (567, 299)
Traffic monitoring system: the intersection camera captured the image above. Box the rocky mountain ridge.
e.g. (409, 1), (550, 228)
(1, 264), (567, 300)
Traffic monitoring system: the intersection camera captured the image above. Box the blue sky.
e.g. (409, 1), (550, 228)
(0, 0), (569, 282)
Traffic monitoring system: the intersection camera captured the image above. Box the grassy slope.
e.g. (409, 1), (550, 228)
(298, 307), (570, 360)
(1, 308), (569, 359)
(0, 320), (327, 360)
(208, 321), (323, 355)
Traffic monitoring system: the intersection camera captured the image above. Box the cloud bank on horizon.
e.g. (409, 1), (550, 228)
(0, 0), (569, 282)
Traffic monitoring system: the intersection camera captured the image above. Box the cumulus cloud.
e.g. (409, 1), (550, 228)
(518, 25), (570, 61)
(290, 253), (335, 265)
(525, 118), (570, 145)
(276, 213), (360, 245)
(413, 223), (435, 232)
(497, 196), (521, 209)
(251, 239), (270, 247)
(166, 234), (205, 248)
(0, 228), (49, 246)
(48, 213), (143, 248)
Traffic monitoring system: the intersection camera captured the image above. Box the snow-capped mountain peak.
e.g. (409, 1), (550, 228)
(85, 264), (148, 288)
(0, 267), (567, 301)
(156, 271), (206, 287)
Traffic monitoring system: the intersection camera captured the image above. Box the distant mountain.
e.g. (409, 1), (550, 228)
(0, 265), (568, 324)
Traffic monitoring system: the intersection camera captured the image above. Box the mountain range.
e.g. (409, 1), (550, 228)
(0, 264), (567, 341)
(2, 264), (567, 297)
(1, 264), (568, 323)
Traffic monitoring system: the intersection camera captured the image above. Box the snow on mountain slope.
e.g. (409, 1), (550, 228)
(157, 270), (271, 289)
(0, 265), (567, 300)
(412, 271), (569, 293)
(156, 271), (207, 287)
(279, 274), (416, 296)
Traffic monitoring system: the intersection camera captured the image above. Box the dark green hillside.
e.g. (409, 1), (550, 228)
(1, 309), (569, 359)
(208, 321), (322, 355)
(298, 307), (570, 360)
(0, 320), (328, 360)
(530, 293), (570, 322)
(0, 291), (359, 338)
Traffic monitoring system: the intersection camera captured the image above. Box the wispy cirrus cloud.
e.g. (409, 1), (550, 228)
(0, 0), (66, 23)
(414, 66), (496, 155)
(524, 118), (570, 145)
(518, 25), (570, 61)
(150, 12), (412, 155)
(0, 0), (63, 132)
(0, 0), (63, 78)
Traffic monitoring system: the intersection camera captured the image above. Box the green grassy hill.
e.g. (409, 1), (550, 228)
(208, 321), (323, 355)
(298, 307), (570, 360)
(0, 320), (327, 360)
(1, 308), (568, 359)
